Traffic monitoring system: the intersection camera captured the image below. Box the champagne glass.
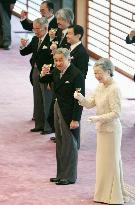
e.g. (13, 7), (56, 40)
(46, 64), (52, 74)
(40, 64), (52, 77)
(76, 88), (81, 93)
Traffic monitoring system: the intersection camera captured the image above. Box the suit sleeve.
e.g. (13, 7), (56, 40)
(21, 19), (33, 31)
(75, 51), (89, 79)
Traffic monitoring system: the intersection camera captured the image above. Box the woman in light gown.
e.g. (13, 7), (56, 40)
(74, 58), (135, 205)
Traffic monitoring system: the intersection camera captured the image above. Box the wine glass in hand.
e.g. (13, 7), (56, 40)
(40, 64), (52, 77)
(20, 10), (28, 18)
(20, 38), (29, 47)
(76, 88), (81, 93)
(49, 28), (57, 40)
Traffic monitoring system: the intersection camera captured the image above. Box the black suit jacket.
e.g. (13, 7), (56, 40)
(126, 34), (135, 44)
(40, 64), (85, 125)
(20, 34), (53, 84)
(21, 17), (58, 32)
(70, 43), (89, 79)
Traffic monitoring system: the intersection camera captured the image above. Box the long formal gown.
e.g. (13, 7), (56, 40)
(79, 80), (135, 204)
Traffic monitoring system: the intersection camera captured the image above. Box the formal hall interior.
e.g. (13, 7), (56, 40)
(0, 0), (135, 204)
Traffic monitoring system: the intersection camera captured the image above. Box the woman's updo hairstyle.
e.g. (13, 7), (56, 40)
(94, 58), (115, 77)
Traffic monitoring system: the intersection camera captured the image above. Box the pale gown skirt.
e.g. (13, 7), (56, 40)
(94, 121), (125, 204)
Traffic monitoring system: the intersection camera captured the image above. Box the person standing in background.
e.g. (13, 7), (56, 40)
(126, 28), (135, 44)
(0, 16), (2, 46)
(20, 1), (58, 123)
(0, 0), (16, 50)
(67, 24), (89, 80)
(50, 8), (74, 54)
(47, 8), (74, 143)
(20, 17), (53, 134)
(66, 24), (89, 149)
(20, 1), (57, 31)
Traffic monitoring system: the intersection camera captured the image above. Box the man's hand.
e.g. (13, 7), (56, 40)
(20, 10), (28, 19)
(87, 116), (100, 123)
(70, 120), (79, 129)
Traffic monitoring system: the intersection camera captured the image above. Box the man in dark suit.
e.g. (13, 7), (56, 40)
(67, 25), (89, 79)
(20, 17), (53, 133)
(66, 24), (89, 149)
(0, 0), (16, 49)
(48, 8), (74, 143)
(40, 48), (85, 185)
(55, 8), (74, 49)
(20, 1), (57, 31)
(126, 30), (135, 82)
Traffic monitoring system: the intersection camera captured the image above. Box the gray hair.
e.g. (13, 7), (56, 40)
(54, 48), (70, 59)
(33, 17), (48, 28)
(55, 8), (74, 25)
(94, 58), (115, 77)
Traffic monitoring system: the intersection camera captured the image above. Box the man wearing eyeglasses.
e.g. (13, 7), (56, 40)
(20, 1), (57, 31)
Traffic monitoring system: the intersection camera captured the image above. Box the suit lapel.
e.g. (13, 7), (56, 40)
(70, 44), (82, 56)
(37, 34), (50, 52)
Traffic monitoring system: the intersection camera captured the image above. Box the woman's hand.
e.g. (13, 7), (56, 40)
(74, 91), (84, 101)
(87, 116), (100, 123)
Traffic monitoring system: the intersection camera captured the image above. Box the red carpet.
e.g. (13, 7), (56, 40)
(0, 16), (135, 205)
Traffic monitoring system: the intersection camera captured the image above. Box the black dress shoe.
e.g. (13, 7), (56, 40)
(50, 136), (56, 141)
(55, 179), (75, 185)
(50, 177), (60, 182)
(52, 139), (56, 143)
(40, 130), (54, 135)
(30, 128), (44, 132)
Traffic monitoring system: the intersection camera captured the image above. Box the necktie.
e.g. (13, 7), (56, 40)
(38, 39), (42, 49)
(59, 32), (64, 45)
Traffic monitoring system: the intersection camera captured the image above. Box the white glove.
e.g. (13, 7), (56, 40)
(74, 91), (84, 101)
(87, 116), (100, 123)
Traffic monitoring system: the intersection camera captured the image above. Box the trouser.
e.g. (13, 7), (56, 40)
(54, 101), (78, 182)
(32, 67), (44, 129)
(40, 83), (53, 132)
(0, 3), (11, 46)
